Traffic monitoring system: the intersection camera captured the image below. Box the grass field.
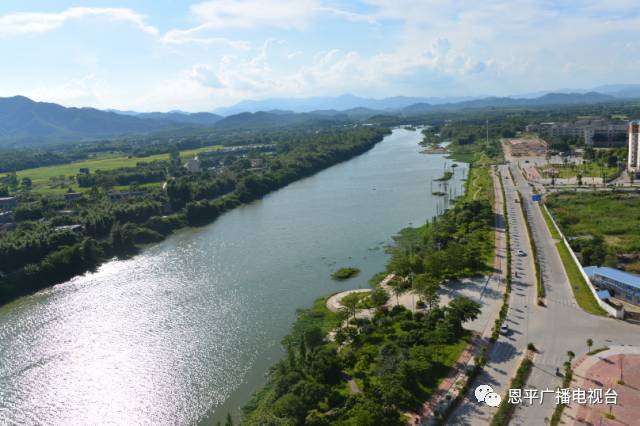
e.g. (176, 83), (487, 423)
(539, 162), (619, 179)
(11, 145), (222, 194)
(546, 192), (640, 256)
(540, 203), (607, 316)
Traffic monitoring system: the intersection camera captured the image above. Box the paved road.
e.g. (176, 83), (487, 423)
(448, 162), (640, 425)
(447, 165), (534, 425)
(509, 163), (640, 425)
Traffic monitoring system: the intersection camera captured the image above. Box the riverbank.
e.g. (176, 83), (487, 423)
(0, 128), (470, 425)
(0, 128), (389, 307)
(241, 144), (496, 424)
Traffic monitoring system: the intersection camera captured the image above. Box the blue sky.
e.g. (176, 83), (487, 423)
(1, 1), (639, 111)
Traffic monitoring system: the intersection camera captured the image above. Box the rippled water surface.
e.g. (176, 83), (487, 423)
(0, 129), (467, 424)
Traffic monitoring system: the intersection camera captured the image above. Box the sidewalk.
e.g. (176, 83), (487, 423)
(415, 167), (508, 425)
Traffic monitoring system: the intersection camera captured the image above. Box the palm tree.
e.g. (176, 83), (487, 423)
(413, 273), (440, 311)
(421, 283), (440, 312)
(587, 338), (593, 353)
(567, 350), (575, 362)
(391, 284), (405, 306)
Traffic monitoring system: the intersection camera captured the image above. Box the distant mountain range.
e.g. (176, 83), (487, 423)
(215, 85), (640, 115)
(108, 109), (223, 126)
(1, 86), (639, 147)
(213, 94), (480, 115)
(398, 92), (618, 114)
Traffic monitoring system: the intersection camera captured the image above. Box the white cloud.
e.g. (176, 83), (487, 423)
(162, 24), (251, 49)
(22, 75), (111, 108)
(190, 0), (319, 29)
(186, 0), (375, 30)
(0, 7), (158, 37)
(189, 64), (225, 88)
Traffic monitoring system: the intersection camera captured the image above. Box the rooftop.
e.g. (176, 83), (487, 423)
(585, 266), (640, 290)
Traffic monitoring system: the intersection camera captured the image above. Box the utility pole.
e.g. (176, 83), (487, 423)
(486, 120), (489, 145)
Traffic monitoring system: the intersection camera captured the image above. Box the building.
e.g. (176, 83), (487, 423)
(64, 192), (83, 202)
(54, 224), (83, 233)
(585, 266), (640, 306)
(0, 197), (18, 211)
(184, 156), (201, 173)
(526, 120), (627, 146)
(628, 121), (640, 173)
(250, 158), (265, 169)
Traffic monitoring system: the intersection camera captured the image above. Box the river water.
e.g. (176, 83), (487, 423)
(0, 128), (467, 425)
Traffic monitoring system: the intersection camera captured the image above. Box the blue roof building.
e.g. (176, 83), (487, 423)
(585, 266), (640, 305)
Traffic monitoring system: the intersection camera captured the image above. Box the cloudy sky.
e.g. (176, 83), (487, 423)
(1, 0), (639, 111)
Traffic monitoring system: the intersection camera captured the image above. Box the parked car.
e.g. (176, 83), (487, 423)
(517, 250), (526, 257)
(500, 324), (509, 335)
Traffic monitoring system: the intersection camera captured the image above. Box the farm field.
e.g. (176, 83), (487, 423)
(12, 145), (222, 194)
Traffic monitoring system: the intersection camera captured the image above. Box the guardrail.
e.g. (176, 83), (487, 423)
(542, 204), (623, 318)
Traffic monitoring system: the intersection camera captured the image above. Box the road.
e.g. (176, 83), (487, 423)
(447, 165), (535, 425)
(448, 161), (640, 425)
(509, 162), (640, 425)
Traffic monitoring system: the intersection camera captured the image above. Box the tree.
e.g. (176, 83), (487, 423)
(448, 297), (481, 323)
(304, 327), (324, 350)
(341, 293), (361, 320)
(224, 413), (233, 426)
(21, 177), (32, 190)
(414, 274), (440, 311)
(587, 338), (593, 353)
(391, 284), (406, 306)
(370, 286), (389, 307)
(446, 297), (481, 336)
(299, 338), (307, 366)
(567, 350), (575, 362)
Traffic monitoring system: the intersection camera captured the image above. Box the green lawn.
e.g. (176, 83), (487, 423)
(539, 162), (619, 180)
(541, 205), (562, 240)
(12, 144), (222, 194)
(463, 154), (494, 205)
(540, 204), (607, 316)
(555, 240), (607, 316)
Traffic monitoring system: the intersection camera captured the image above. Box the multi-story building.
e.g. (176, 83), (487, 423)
(628, 121), (640, 173)
(526, 119), (627, 145)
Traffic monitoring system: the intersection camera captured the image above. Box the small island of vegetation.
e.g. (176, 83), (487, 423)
(331, 267), (360, 280)
(434, 170), (454, 181)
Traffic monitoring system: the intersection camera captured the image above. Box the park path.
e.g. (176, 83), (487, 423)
(447, 165), (530, 425)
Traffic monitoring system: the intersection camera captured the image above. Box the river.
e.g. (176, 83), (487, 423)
(0, 128), (468, 425)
